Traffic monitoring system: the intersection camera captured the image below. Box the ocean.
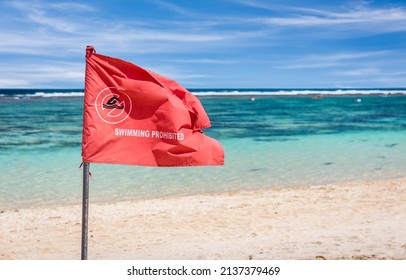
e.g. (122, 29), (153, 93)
(1, 88), (406, 210)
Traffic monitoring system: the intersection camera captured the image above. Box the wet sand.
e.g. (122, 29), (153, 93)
(1, 178), (406, 260)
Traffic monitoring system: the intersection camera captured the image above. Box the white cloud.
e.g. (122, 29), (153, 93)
(277, 51), (392, 69)
(6, 1), (84, 33)
(49, 2), (95, 12)
(330, 75), (406, 87)
(1, 0), (258, 58)
(167, 58), (235, 64)
(0, 61), (84, 87)
(2, 0), (406, 88)
(334, 68), (380, 76)
(0, 78), (32, 88)
(150, 0), (197, 17)
(245, 2), (406, 33)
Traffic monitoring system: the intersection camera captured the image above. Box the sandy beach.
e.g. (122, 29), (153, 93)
(1, 178), (406, 260)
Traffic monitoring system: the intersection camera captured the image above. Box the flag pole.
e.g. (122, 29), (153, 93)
(81, 162), (90, 260)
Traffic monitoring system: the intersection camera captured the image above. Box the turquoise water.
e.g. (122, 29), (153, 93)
(1, 89), (406, 210)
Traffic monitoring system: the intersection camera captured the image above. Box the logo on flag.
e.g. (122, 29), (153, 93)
(95, 87), (132, 124)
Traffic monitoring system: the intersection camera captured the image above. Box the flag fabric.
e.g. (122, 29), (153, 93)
(82, 46), (224, 167)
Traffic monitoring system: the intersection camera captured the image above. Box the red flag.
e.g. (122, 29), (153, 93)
(82, 46), (224, 167)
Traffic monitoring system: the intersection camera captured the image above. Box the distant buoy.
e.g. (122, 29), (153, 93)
(356, 98), (362, 103)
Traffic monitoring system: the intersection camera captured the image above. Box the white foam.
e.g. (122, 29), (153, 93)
(190, 89), (406, 96)
(11, 91), (84, 98)
(30, 91), (84, 97)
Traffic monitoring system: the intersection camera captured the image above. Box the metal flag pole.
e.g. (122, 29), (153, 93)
(81, 162), (90, 260)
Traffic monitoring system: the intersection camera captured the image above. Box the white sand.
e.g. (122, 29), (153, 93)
(1, 178), (406, 260)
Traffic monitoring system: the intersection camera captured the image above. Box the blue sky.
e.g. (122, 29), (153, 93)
(1, 0), (406, 88)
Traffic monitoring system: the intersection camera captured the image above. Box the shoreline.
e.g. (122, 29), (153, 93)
(1, 88), (406, 100)
(1, 178), (406, 260)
